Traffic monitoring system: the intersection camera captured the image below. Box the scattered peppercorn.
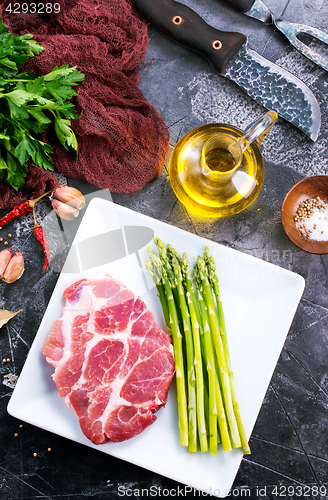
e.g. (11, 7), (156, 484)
(4, 241), (8, 245)
(7, 358), (10, 362)
(47, 448), (51, 452)
(14, 433), (18, 437)
(8, 234), (12, 238)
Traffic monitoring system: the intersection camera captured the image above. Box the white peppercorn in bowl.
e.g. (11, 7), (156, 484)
(281, 175), (328, 254)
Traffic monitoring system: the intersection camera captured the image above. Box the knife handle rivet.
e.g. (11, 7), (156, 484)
(172, 15), (183, 25)
(212, 40), (222, 50)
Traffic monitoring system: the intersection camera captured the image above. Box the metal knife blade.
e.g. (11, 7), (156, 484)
(222, 43), (320, 141)
(220, 0), (328, 72)
(134, 0), (321, 141)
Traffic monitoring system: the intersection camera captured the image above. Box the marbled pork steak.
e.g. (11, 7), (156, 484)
(43, 275), (175, 444)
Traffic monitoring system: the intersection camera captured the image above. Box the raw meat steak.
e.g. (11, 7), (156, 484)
(43, 275), (175, 444)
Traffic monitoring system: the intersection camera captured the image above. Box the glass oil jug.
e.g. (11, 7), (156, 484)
(169, 111), (277, 218)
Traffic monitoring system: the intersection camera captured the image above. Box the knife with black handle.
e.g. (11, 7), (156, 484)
(219, 0), (254, 12)
(135, 0), (246, 73)
(134, 0), (321, 141)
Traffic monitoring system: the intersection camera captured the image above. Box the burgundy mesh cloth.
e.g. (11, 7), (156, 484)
(0, 0), (170, 209)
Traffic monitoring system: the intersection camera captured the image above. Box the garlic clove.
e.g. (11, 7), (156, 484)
(0, 247), (13, 276)
(51, 199), (80, 221)
(53, 186), (86, 210)
(2, 250), (24, 283)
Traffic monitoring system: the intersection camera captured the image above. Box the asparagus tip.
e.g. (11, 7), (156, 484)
(167, 243), (180, 260)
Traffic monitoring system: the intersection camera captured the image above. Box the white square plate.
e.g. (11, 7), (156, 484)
(8, 198), (305, 498)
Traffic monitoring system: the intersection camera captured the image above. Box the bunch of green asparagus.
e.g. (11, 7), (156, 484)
(145, 237), (250, 455)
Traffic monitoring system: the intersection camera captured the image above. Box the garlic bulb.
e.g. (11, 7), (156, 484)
(0, 248), (24, 284)
(0, 247), (13, 275)
(53, 186), (86, 210)
(51, 199), (80, 221)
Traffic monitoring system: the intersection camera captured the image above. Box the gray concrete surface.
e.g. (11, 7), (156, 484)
(1, 0), (328, 498)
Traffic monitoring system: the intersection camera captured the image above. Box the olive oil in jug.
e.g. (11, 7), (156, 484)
(169, 111), (277, 218)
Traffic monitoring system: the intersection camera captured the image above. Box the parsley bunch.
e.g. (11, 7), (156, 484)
(0, 18), (84, 190)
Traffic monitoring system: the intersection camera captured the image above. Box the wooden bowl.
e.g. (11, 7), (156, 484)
(281, 175), (328, 254)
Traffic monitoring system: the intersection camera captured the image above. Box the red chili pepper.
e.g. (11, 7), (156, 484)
(0, 200), (33, 226)
(32, 206), (50, 273)
(33, 224), (50, 273)
(0, 185), (63, 227)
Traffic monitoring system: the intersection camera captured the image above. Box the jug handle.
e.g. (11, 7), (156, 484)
(239, 110), (278, 151)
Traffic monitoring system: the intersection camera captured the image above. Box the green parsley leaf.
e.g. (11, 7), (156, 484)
(26, 107), (52, 125)
(24, 38), (44, 57)
(44, 80), (78, 102)
(0, 154), (7, 175)
(54, 117), (78, 157)
(43, 65), (84, 84)
(0, 57), (17, 70)
(5, 150), (29, 190)
(6, 98), (30, 119)
(15, 133), (36, 165)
